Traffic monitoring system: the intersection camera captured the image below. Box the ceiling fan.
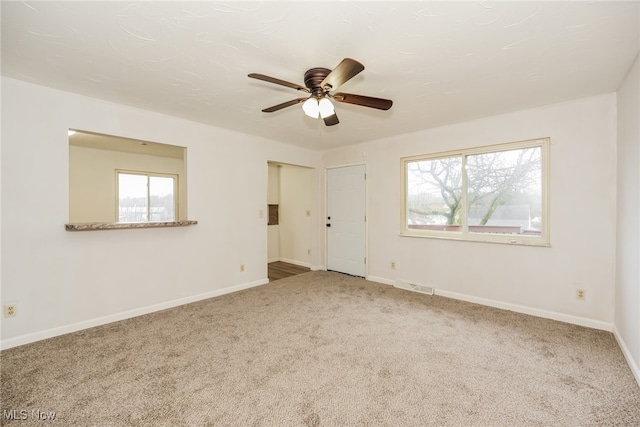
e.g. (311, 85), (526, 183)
(248, 58), (393, 126)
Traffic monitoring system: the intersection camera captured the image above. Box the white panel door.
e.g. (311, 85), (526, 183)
(327, 165), (366, 277)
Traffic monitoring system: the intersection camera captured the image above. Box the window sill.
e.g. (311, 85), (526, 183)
(65, 220), (198, 231)
(399, 231), (550, 247)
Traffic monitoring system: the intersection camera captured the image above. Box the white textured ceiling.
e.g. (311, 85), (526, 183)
(2, 1), (639, 150)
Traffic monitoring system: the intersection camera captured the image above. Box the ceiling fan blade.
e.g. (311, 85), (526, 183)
(320, 58), (364, 91)
(333, 92), (393, 110)
(323, 112), (339, 126)
(248, 73), (310, 93)
(262, 97), (309, 113)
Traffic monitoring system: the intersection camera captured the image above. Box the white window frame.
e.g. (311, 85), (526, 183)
(116, 170), (179, 223)
(400, 138), (550, 246)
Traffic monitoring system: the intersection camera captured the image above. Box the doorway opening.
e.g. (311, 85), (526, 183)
(267, 162), (314, 281)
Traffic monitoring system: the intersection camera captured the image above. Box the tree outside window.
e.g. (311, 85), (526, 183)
(402, 138), (549, 246)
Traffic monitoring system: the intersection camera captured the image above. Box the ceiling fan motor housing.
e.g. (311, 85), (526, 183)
(304, 67), (332, 97)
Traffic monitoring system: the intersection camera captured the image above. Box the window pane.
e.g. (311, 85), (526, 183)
(118, 173), (148, 222)
(466, 147), (541, 235)
(406, 156), (462, 231)
(149, 176), (175, 221)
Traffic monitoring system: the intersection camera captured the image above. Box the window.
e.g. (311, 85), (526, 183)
(117, 171), (177, 222)
(401, 138), (549, 246)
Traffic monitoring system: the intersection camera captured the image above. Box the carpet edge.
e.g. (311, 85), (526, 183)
(613, 324), (640, 387)
(0, 278), (269, 350)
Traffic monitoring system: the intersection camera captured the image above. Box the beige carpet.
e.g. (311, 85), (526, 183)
(1, 271), (639, 426)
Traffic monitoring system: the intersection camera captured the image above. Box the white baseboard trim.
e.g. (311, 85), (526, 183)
(366, 276), (612, 332)
(367, 275), (394, 286)
(267, 257), (280, 263)
(613, 324), (640, 387)
(278, 257), (311, 268)
(310, 265), (326, 272)
(437, 288), (612, 331)
(0, 278), (269, 351)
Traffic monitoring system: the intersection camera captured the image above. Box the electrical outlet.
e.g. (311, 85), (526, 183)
(240, 264), (245, 272)
(391, 261), (396, 269)
(576, 289), (585, 300)
(4, 303), (17, 318)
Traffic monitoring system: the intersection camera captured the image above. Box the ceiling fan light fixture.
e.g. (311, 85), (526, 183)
(318, 98), (335, 119)
(249, 58), (392, 126)
(302, 98), (319, 118)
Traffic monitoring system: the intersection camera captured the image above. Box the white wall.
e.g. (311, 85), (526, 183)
(615, 55), (640, 384)
(69, 145), (186, 223)
(323, 93), (618, 329)
(0, 77), (321, 349)
(279, 165), (313, 267)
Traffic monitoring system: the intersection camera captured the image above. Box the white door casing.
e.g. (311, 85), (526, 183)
(326, 164), (366, 277)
